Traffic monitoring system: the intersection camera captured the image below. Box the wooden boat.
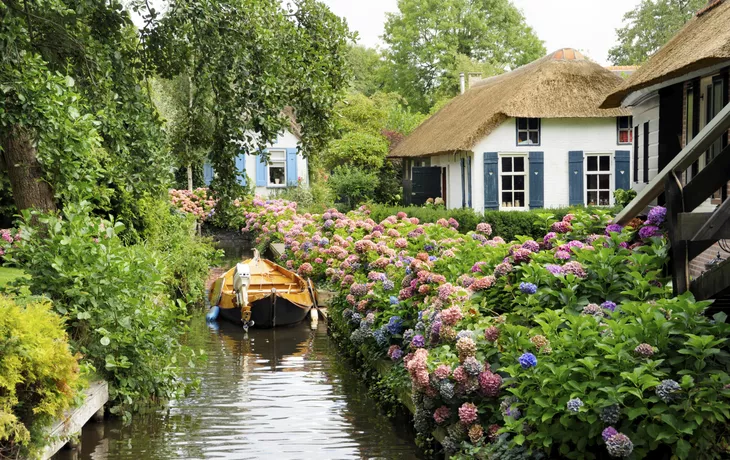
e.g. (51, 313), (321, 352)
(207, 250), (314, 329)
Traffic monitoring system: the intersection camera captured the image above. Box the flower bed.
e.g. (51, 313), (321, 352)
(239, 198), (730, 459)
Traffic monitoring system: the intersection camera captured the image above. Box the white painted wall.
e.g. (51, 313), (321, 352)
(242, 129), (308, 197)
(632, 94), (660, 194)
(468, 117), (630, 212)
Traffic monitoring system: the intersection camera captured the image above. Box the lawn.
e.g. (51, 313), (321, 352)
(0, 267), (28, 287)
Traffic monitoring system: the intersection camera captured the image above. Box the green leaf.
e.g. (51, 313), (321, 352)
(676, 439), (690, 459)
(100, 336), (111, 346)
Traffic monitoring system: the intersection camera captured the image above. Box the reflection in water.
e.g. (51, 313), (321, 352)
(56, 318), (418, 460)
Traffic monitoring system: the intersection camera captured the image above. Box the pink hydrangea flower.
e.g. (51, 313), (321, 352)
(458, 402), (478, 424)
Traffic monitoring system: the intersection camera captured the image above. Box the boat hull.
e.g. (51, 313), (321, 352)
(218, 297), (311, 328)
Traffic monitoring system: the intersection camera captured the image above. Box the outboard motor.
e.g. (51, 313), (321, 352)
(233, 262), (255, 330)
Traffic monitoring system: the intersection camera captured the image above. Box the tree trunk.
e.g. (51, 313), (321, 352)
(187, 163), (193, 191)
(0, 125), (57, 213)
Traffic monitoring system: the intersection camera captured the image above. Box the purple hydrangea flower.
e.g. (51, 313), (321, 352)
(545, 264), (564, 275)
(606, 433), (634, 457)
(519, 352), (537, 369)
(601, 301), (617, 312)
(639, 225), (661, 239)
(647, 206), (666, 226)
(605, 224), (623, 235)
(602, 426), (618, 441)
(519, 282), (538, 295)
(411, 334), (425, 348)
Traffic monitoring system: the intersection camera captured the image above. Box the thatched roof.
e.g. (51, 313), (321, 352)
(390, 49), (631, 158)
(602, 0), (730, 108)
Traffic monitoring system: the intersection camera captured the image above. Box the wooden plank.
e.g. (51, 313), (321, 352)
(689, 240), (718, 261)
(666, 175), (689, 295)
(692, 198), (730, 242)
(269, 243), (285, 259)
(683, 143), (730, 211)
(41, 381), (108, 460)
(614, 102), (730, 224)
(678, 212), (730, 240)
(691, 258), (730, 301)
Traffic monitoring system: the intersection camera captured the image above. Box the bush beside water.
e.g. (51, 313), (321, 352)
(234, 198), (730, 459)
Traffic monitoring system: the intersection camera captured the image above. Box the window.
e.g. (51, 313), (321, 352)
(643, 122), (649, 183)
(617, 116), (632, 144)
(500, 155), (526, 208)
(268, 150), (286, 187)
(516, 118), (540, 145)
(586, 154), (611, 206)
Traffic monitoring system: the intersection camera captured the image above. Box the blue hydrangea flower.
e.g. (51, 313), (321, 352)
(350, 312), (362, 325)
(567, 398), (584, 412)
(319, 238), (329, 247)
(405, 268), (412, 275)
(519, 352), (538, 369)
(389, 295), (399, 305)
(373, 327), (389, 347)
(402, 329), (415, 344)
(424, 244), (435, 252)
(386, 316), (404, 335)
(656, 379), (681, 402)
(383, 279), (395, 291)
(456, 330), (475, 341)
(428, 255), (437, 262)
(519, 282), (538, 295)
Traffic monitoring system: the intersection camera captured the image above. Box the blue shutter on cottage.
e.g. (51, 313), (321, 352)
(528, 151), (544, 209)
(614, 150), (631, 191)
(286, 148), (298, 186)
(460, 158), (466, 208)
(484, 152), (499, 210)
(235, 154), (247, 186)
(256, 152), (267, 187)
(467, 156), (472, 208)
(203, 161), (214, 186)
(568, 151), (584, 206)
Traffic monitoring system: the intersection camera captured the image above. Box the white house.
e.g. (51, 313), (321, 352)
(390, 49), (634, 212)
(203, 127), (309, 197)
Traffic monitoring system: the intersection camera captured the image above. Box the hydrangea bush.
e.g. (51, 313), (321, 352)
(239, 200), (730, 459)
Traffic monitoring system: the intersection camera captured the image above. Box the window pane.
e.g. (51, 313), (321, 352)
(599, 174), (609, 189)
(587, 191), (597, 206)
(529, 132), (539, 145)
(517, 132), (528, 144)
(269, 165), (285, 185)
(619, 130), (630, 143)
(502, 157), (512, 172)
(518, 118), (527, 130)
(599, 156), (610, 171)
(514, 157), (525, 172)
(502, 192), (512, 206)
(528, 118), (539, 130)
(599, 191), (610, 205)
(270, 150), (286, 160)
(587, 156), (597, 171)
(619, 117), (630, 129)
(514, 192), (525, 207)
(587, 174), (597, 189)
(514, 174), (525, 190)
(502, 175), (513, 191)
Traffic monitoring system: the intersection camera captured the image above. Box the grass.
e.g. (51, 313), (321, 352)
(0, 267), (28, 287)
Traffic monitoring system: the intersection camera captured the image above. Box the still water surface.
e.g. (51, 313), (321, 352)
(55, 276), (418, 459)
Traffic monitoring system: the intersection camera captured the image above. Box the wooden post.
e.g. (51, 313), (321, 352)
(665, 173), (689, 295)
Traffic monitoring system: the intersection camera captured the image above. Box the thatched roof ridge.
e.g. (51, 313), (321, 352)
(602, 0), (730, 108)
(390, 49), (630, 158)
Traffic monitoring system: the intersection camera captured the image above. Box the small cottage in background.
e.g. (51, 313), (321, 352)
(389, 48), (634, 212)
(602, 0), (730, 302)
(203, 109), (309, 196)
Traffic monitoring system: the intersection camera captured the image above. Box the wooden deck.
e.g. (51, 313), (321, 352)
(41, 381), (108, 459)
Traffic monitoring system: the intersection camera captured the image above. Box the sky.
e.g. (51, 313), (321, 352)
(319, 0), (645, 65)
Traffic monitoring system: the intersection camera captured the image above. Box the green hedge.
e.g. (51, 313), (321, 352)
(368, 204), (622, 241)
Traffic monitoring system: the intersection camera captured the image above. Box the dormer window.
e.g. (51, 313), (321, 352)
(516, 118), (540, 146)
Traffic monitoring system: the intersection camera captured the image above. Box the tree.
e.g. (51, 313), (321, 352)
(346, 44), (385, 96)
(0, 0), (171, 223)
(143, 0), (353, 204)
(608, 0), (706, 65)
(382, 0), (545, 112)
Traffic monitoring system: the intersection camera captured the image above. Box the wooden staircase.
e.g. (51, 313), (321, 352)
(614, 102), (730, 301)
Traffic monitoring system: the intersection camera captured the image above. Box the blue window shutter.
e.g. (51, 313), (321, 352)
(568, 151), (584, 205)
(235, 154), (247, 186)
(286, 148), (298, 186)
(484, 152), (498, 210)
(528, 151), (544, 209)
(256, 153), (267, 187)
(460, 158), (466, 208)
(614, 150), (630, 191)
(203, 161), (214, 186)
(467, 156), (472, 208)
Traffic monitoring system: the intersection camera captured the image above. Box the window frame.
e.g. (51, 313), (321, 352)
(617, 116), (633, 145)
(584, 152), (613, 206)
(498, 153), (529, 210)
(515, 118), (541, 146)
(267, 149), (287, 188)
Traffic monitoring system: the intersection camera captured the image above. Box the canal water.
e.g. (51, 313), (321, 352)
(55, 242), (418, 460)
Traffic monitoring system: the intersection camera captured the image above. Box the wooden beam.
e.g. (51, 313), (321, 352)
(691, 258), (730, 301)
(666, 175), (689, 295)
(683, 143), (730, 211)
(678, 212), (730, 240)
(692, 198), (730, 242)
(614, 101), (730, 224)
(689, 240), (717, 261)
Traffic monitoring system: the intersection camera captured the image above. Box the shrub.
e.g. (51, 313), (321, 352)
(0, 295), (83, 458)
(328, 165), (380, 210)
(5, 203), (194, 420)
